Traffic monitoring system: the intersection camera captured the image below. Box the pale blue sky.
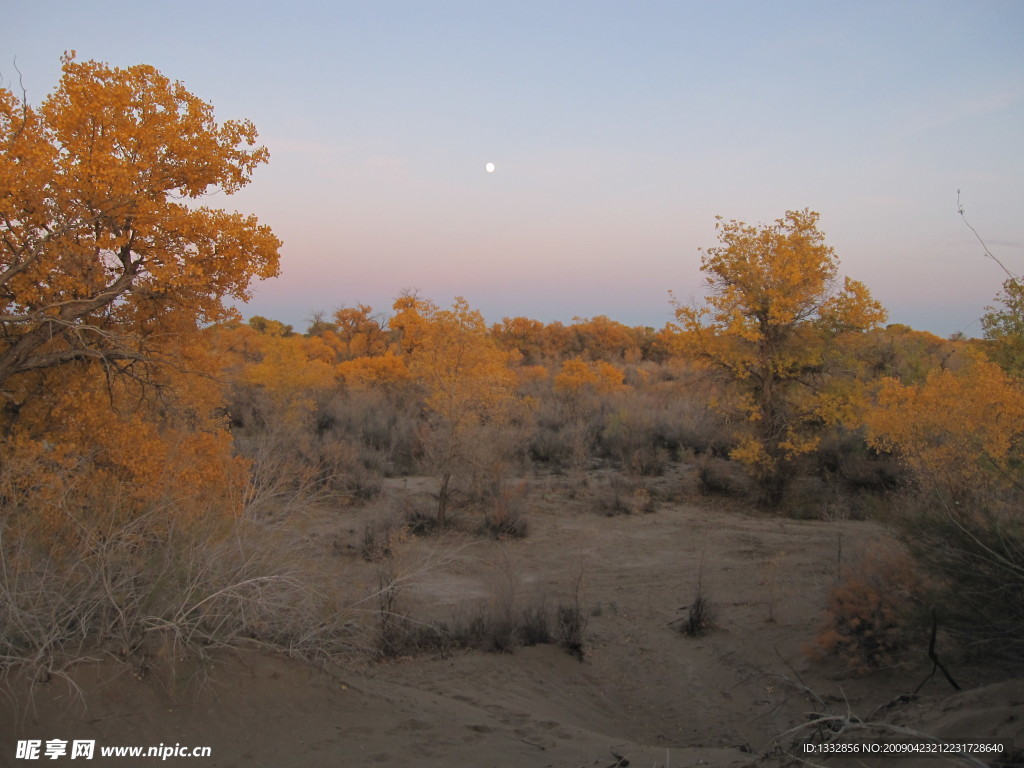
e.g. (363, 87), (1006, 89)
(3, 0), (1023, 336)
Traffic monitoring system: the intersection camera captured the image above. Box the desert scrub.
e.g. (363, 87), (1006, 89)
(897, 496), (1024, 664)
(478, 481), (531, 539)
(809, 544), (923, 672)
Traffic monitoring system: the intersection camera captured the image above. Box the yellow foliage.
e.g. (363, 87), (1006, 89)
(333, 304), (389, 360)
(515, 365), (550, 386)
(554, 358), (626, 395)
(394, 296), (518, 523)
(674, 210), (886, 503)
(2, 358), (248, 553)
(337, 353), (412, 390)
(0, 55), (280, 382)
(866, 358), (1024, 494)
(401, 296), (516, 426)
(554, 359), (596, 394)
(243, 336), (336, 392)
(569, 315), (641, 361)
(0, 55), (278, 551)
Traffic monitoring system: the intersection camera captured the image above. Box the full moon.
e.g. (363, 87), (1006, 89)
(485, 162), (495, 173)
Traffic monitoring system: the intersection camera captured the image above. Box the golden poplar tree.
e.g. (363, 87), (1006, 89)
(675, 209), (886, 505)
(0, 55), (280, 541)
(395, 296), (516, 524)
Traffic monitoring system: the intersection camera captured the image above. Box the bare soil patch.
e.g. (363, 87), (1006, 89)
(3, 467), (1020, 767)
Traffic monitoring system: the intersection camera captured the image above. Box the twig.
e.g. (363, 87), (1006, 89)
(913, 610), (960, 693)
(957, 189), (1017, 280)
(771, 647), (828, 711)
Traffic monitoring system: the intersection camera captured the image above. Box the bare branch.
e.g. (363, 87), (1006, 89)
(957, 189), (1018, 280)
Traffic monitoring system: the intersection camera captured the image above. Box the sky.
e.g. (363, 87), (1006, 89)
(3, 0), (1023, 337)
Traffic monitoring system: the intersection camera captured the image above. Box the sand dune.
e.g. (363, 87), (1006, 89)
(4, 470), (1021, 767)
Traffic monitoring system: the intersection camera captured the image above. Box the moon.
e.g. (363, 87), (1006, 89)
(485, 162), (495, 173)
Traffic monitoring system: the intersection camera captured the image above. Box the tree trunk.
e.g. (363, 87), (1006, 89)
(437, 471), (451, 526)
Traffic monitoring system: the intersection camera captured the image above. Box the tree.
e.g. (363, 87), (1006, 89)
(982, 278), (1024, 376)
(866, 356), (1024, 499)
(958, 193), (1024, 377)
(395, 296), (517, 525)
(675, 209), (886, 505)
(863, 354), (1024, 662)
(0, 55), (280, 542)
(332, 304), (389, 359)
(0, 54), (280, 415)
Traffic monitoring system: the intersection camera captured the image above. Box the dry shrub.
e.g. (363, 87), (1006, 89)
(897, 494), (1024, 663)
(360, 524), (389, 562)
(399, 496), (449, 536)
(0, 441), (374, 685)
(695, 455), (746, 497)
(812, 427), (906, 494)
(319, 390), (423, 477)
(371, 551), (553, 658)
(433, 600), (552, 655)
(555, 562), (589, 659)
(810, 543), (923, 672)
(597, 473), (655, 516)
(478, 481), (531, 539)
(519, 602), (553, 646)
(374, 566), (412, 659)
(0, 503), (364, 683)
(599, 404), (667, 476)
(360, 512), (407, 562)
(528, 404), (594, 470)
(555, 603), (587, 658)
(680, 593), (715, 637)
(234, 411), (383, 513)
(675, 554), (715, 638)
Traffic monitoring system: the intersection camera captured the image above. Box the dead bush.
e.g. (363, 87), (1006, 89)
(811, 427), (906, 494)
(555, 603), (587, 659)
(519, 602), (552, 646)
(680, 593), (715, 637)
(0, 495), (366, 684)
(675, 555), (715, 638)
(401, 497), (450, 537)
(357, 499), (407, 562)
(528, 409), (594, 471)
(696, 455), (746, 497)
(599, 404), (667, 476)
(597, 473), (655, 516)
(314, 390), (423, 477)
(809, 543), (924, 672)
(478, 481), (531, 539)
(896, 493), (1024, 664)
(555, 563), (589, 660)
(360, 521), (397, 562)
(372, 549), (553, 657)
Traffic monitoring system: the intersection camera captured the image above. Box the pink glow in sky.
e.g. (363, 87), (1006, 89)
(5, 1), (1023, 336)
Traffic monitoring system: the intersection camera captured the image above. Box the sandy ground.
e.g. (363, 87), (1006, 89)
(3, 467), (1022, 767)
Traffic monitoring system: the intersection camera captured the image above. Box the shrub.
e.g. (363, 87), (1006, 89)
(599, 404), (666, 476)
(478, 482), (531, 539)
(695, 456), (745, 497)
(864, 359), (1024, 664)
(680, 593), (715, 637)
(0, 495), (363, 682)
(897, 496), (1024, 663)
(519, 602), (552, 646)
(401, 497), (449, 537)
(810, 544), (923, 672)
(596, 474), (655, 516)
(555, 603), (587, 659)
(811, 427), (906, 493)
